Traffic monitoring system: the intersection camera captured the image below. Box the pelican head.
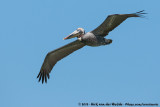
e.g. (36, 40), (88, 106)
(63, 28), (85, 40)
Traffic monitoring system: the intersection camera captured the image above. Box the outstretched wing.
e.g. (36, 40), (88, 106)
(91, 10), (146, 37)
(37, 40), (85, 83)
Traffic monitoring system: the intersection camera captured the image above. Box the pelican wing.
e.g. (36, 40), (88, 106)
(37, 40), (85, 83)
(91, 10), (146, 37)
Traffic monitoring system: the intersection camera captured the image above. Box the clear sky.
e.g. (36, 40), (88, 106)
(0, 0), (159, 107)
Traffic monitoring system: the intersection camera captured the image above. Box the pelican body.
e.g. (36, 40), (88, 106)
(64, 28), (112, 46)
(37, 10), (146, 83)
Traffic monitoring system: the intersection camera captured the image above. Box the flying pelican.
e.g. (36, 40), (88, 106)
(37, 10), (146, 83)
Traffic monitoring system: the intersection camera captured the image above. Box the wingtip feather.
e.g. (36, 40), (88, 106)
(134, 10), (147, 18)
(37, 70), (49, 84)
(38, 73), (42, 82)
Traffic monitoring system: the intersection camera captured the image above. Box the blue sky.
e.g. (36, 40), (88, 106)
(0, 0), (160, 107)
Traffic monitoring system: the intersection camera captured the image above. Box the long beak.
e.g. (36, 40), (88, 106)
(63, 30), (80, 40)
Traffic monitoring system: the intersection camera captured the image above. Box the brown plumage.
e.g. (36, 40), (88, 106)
(91, 10), (146, 37)
(37, 10), (146, 83)
(37, 40), (85, 83)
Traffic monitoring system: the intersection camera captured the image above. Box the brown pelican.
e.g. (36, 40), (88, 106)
(37, 10), (146, 83)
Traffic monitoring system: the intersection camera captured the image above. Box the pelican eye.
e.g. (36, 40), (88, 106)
(77, 29), (82, 34)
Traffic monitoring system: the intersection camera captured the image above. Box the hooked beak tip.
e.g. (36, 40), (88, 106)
(63, 36), (69, 40)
